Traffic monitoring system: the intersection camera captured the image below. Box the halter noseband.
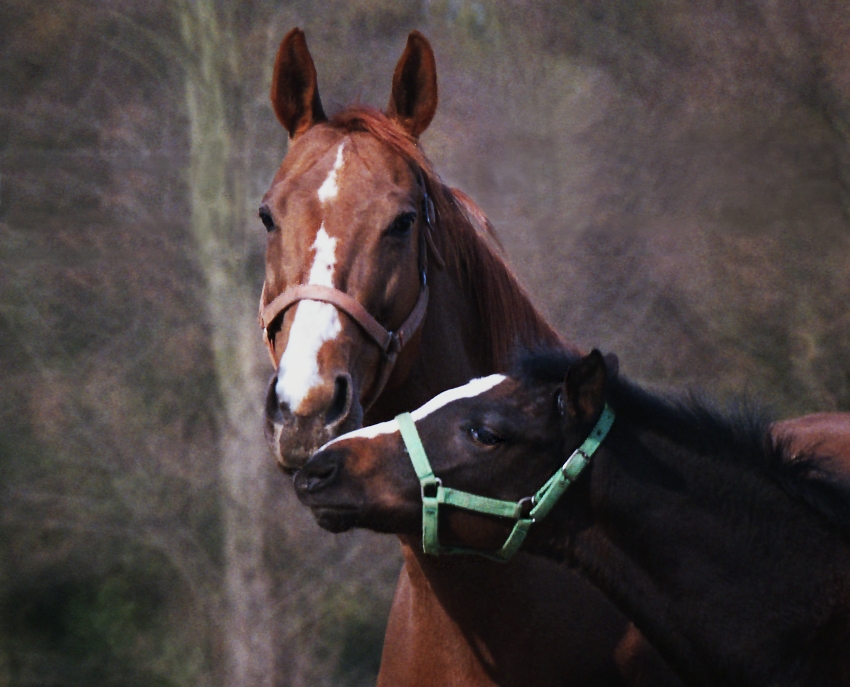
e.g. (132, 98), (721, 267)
(396, 404), (616, 562)
(259, 182), (438, 413)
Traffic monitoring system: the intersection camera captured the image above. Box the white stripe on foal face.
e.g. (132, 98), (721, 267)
(410, 375), (507, 422)
(275, 142), (347, 415)
(322, 374), (507, 448)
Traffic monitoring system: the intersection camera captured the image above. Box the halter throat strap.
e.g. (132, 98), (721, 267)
(396, 404), (616, 562)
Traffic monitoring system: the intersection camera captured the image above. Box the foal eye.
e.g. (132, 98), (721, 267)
(259, 206), (275, 232)
(469, 426), (504, 447)
(385, 211), (416, 238)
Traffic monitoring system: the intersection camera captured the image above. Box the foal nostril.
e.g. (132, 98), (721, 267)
(325, 374), (353, 428)
(297, 450), (343, 495)
(307, 462), (338, 492)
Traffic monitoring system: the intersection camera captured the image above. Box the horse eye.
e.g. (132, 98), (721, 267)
(385, 211), (416, 238)
(469, 426), (504, 447)
(259, 206), (275, 232)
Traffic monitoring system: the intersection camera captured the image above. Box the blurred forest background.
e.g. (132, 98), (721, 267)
(1, 0), (848, 685)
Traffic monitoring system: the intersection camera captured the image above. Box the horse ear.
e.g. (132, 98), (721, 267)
(564, 350), (607, 423)
(387, 31), (438, 138)
(271, 28), (327, 139)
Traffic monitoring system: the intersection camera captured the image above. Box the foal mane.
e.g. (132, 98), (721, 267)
(518, 348), (850, 538)
(327, 105), (563, 369)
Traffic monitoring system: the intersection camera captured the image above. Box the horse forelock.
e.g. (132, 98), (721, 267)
(326, 104), (562, 369)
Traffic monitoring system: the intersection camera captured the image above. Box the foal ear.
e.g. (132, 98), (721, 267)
(387, 31), (438, 138)
(564, 350), (607, 423)
(603, 352), (619, 380)
(271, 28), (327, 139)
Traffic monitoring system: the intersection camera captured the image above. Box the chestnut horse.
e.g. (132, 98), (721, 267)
(297, 350), (850, 687)
(260, 29), (680, 687)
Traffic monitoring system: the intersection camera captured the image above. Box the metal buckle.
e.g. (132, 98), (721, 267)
(421, 477), (442, 500)
(562, 449), (589, 479)
(425, 195), (436, 228)
(385, 331), (402, 356)
(517, 495), (535, 521)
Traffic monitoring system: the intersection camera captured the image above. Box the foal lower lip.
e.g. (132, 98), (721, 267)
(311, 505), (359, 532)
(311, 505), (358, 514)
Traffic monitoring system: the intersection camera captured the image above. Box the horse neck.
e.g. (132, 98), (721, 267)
(531, 418), (850, 687)
(367, 240), (563, 422)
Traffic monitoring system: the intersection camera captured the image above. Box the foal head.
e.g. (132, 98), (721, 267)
(295, 350), (613, 552)
(260, 29), (440, 469)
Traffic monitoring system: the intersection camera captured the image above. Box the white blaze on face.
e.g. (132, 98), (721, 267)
(321, 374), (508, 448)
(317, 142), (345, 203)
(275, 142), (347, 415)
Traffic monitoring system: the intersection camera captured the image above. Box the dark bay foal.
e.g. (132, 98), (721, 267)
(297, 350), (850, 687)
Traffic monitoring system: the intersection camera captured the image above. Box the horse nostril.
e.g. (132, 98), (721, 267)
(266, 373), (287, 419)
(325, 374), (353, 428)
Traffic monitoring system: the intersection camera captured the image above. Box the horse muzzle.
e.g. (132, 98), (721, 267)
(264, 373), (363, 471)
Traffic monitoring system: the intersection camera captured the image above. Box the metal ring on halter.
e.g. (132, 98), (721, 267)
(517, 496), (535, 521)
(421, 477), (442, 501)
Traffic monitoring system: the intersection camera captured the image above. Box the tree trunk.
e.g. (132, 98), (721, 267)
(178, 2), (275, 684)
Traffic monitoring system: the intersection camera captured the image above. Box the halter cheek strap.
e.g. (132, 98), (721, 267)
(260, 281), (429, 411)
(396, 404), (616, 562)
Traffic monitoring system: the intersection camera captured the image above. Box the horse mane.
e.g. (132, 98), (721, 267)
(326, 105), (563, 369)
(517, 348), (850, 539)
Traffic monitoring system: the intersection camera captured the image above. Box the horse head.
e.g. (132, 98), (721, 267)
(260, 29), (440, 470)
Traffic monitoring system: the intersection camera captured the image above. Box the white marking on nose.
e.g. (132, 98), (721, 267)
(276, 226), (342, 414)
(321, 375), (507, 448)
(275, 142), (348, 415)
(272, 423), (285, 461)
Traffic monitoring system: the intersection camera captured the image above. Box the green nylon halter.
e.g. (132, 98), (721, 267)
(396, 404), (616, 562)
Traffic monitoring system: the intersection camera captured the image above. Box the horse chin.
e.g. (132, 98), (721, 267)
(310, 505), (361, 533)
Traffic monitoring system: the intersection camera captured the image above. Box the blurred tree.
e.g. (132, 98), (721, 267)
(2, 1), (849, 686)
(175, 1), (275, 684)
(0, 1), (227, 683)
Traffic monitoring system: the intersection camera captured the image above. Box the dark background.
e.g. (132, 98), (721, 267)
(1, 1), (848, 685)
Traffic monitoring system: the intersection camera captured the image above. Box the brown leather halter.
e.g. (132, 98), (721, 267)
(259, 183), (440, 413)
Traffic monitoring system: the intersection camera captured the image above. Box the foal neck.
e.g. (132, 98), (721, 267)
(532, 415), (850, 687)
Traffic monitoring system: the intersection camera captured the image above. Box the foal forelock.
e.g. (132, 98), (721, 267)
(275, 141), (348, 414)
